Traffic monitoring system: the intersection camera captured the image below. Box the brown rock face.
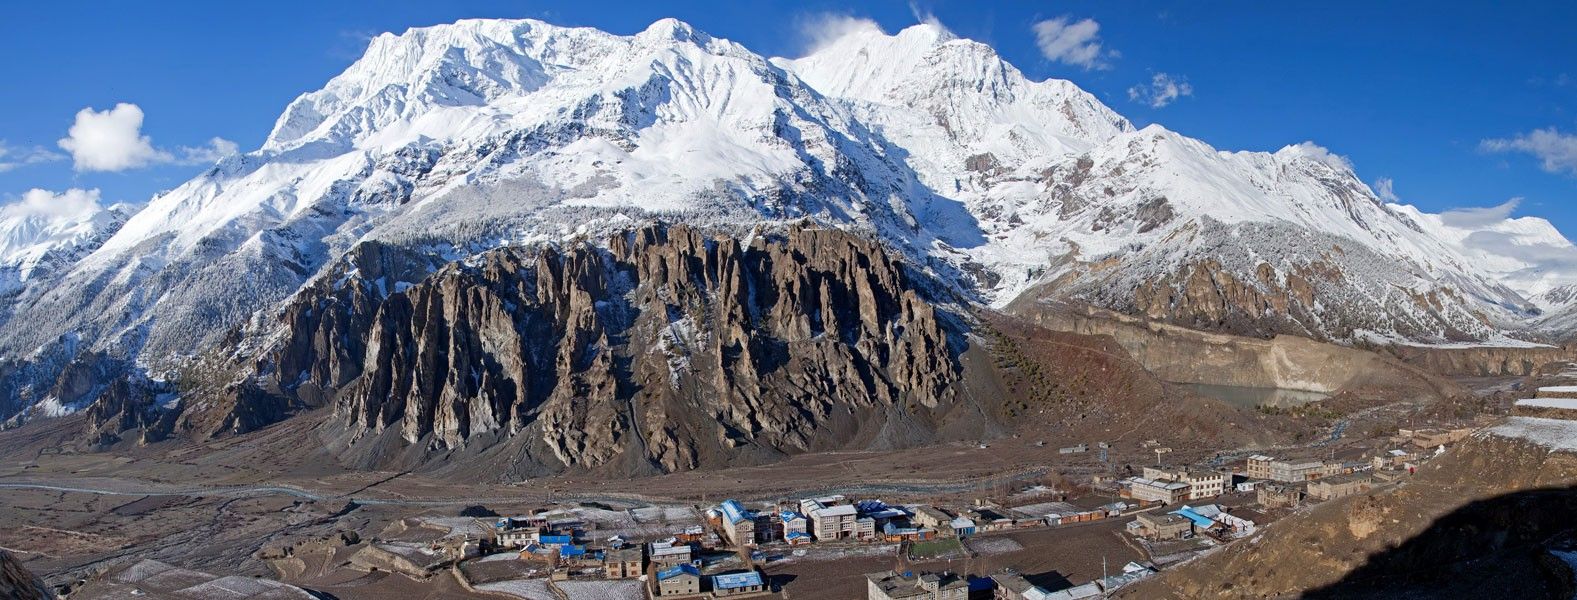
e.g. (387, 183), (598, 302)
(0, 549), (52, 600)
(252, 223), (963, 473)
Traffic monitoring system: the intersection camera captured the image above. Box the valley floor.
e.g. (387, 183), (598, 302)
(0, 367), (1507, 599)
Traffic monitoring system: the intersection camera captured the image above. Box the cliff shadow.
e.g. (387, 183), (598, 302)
(1301, 486), (1577, 599)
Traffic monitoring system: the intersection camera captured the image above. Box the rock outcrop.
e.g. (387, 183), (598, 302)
(0, 549), (52, 600)
(191, 223), (967, 474)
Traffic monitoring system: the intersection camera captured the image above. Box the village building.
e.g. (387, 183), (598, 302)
(1257, 483), (1303, 509)
(719, 500), (757, 546)
(991, 571), (1055, 600)
(1146, 467), (1229, 500)
(1308, 473), (1373, 501)
(655, 564), (701, 597)
(1126, 477), (1191, 504)
(603, 546), (642, 579)
(1180, 504), (1256, 537)
(1134, 513), (1192, 540)
(1373, 448), (1418, 470)
(649, 539), (693, 567)
(881, 520), (934, 542)
(1181, 471), (1227, 498)
(911, 506), (954, 531)
(966, 506), (1018, 531)
(1043, 583), (1103, 599)
(492, 518), (540, 549)
(799, 495), (847, 516)
(536, 533), (573, 547)
(810, 503), (860, 540)
(711, 570), (766, 597)
(950, 517), (977, 538)
(865, 570), (969, 600)
(1246, 455), (1328, 482)
(779, 511), (808, 539)
(1406, 423), (1476, 448)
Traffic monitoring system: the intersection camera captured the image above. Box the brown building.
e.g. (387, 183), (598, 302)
(1134, 513), (1192, 541)
(866, 570), (969, 600)
(1247, 455), (1329, 483)
(1147, 467), (1229, 500)
(603, 547), (642, 579)
(1308, 473), (1373, 501)
(1400, 423), (1469, 448)
(911, 506), (954, 530)
(990, 571), (1055, 600)
(719, 500), (757, 547)
(1127, 477), (1190, 505)
(1257, 484), (1303, 509)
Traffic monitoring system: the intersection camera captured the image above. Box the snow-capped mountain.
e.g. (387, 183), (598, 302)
(0, 16), (1572, 390)
(0, 189), (131, 296)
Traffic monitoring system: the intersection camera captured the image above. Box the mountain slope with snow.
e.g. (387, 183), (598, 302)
(0, 16), (1572, 405)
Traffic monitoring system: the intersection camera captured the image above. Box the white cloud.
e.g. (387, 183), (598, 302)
(1373, 177), (1399, 202)
(1126, 73), (1193, 108)
(907, 2), (952, 36)
(58, 103), (169, 171)
(1439, 198), (1521, 229)
(796, 13), (885, 55)
(55, 103), (238, 172)
(1277, 141), (1353, 171)
(178, 137), (240, 164)
(1482, 128), (1577, 176)
(1032, 16), (1115, 71)
(1, 188), (104, 221)
(0, 141), (64, 173)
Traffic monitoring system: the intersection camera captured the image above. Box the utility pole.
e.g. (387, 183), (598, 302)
(1102, 555), (1108, 597)
(1153, 447), (1171, 467)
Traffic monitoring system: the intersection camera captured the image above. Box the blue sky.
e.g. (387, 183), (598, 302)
(2, 1), (1574, 232)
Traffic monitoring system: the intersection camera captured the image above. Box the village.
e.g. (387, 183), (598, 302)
(260, 413), (1488, 600)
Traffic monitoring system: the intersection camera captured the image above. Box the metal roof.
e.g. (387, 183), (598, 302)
(814, 504), (857, 517)
(657, 564), (699, 581)
(720, 499), (753, 524)
(712, 571), (764, 589)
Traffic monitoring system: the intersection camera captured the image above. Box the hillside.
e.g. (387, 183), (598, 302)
(1119, 419), (1577, 599)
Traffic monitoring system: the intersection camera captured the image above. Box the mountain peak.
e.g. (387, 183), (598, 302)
(638, 17), (705, 43)
(895, 21), (957, 46)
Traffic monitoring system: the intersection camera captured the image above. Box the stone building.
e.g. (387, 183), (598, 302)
(866, 570), (969, 600)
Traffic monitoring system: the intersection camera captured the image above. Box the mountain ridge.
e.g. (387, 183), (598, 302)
(0, 16), (1573, 433)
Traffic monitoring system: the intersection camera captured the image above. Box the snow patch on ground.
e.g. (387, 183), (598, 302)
(475, 579), (556, 599)
(1484, 417), (1577, 451)
(555, 579), (644, 600)
(1515, 398), (1577, 410)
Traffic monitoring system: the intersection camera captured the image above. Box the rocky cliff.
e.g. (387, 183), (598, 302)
(0, 549), (52, 600)
(160, 223), (973, 475)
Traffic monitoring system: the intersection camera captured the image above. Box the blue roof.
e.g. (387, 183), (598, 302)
(785, 531), (810, 540)
(559, 545), (586, 557)
(657, 564), (700, 581)
(882, 522), (919, 535)
(720, 500), (753, 525)
(712, 571), (764, 589)
(1170, 507), (1216, 528)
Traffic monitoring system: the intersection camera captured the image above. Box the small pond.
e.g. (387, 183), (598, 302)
(1176, 382), (1330, 409)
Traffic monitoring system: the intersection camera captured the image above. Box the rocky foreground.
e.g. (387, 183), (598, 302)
(1120, 422), (1577, 599)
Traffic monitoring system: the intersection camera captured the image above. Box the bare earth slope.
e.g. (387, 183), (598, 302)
(1120, 422), (1577, 599)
